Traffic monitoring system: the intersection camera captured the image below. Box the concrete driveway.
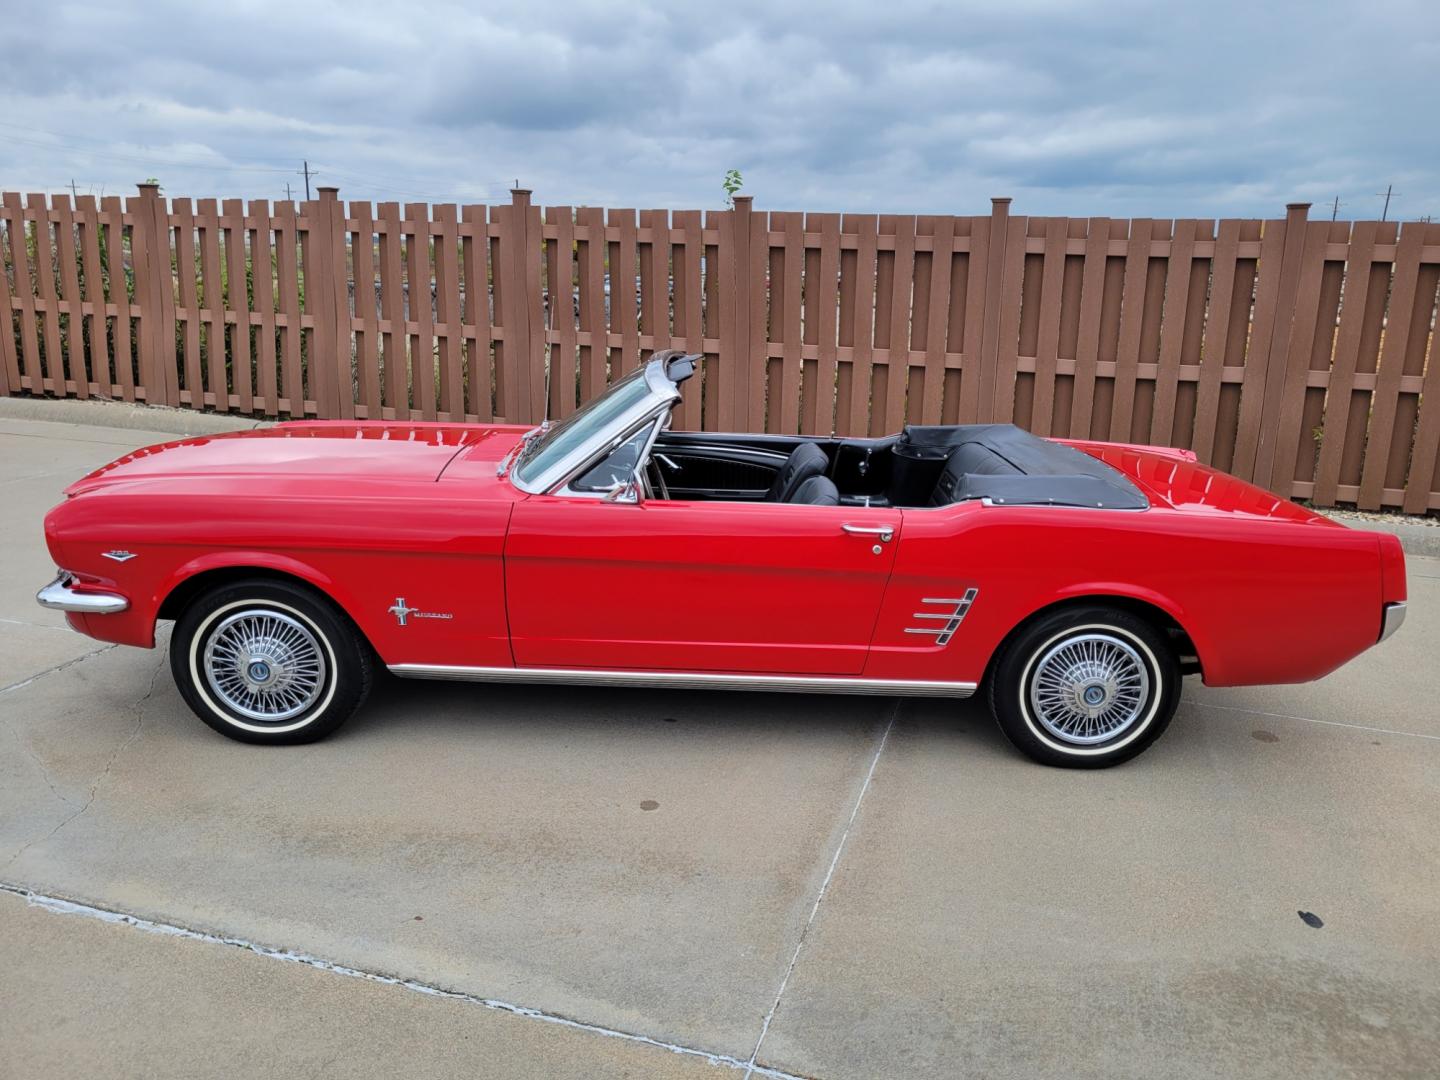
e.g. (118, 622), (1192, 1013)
(2, 412), (1437, 1080)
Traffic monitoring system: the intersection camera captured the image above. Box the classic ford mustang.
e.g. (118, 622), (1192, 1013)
(39, 351), (1407, 767)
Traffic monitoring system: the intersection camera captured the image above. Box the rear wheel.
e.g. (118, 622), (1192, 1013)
(986, 605), (1179, 768)
(170, 578), (372, 745)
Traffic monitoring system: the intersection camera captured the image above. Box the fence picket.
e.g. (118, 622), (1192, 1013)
(273, 201), (304, 416)
(1030, 216), (1068, 437)
(434, 203), (464, 421)
(575, 206), (607, 407)
(248, 200), (279, 416)
(27, 195), (64, 393)
(545, 206), (576, 419)
(1358, 221), (1425, 510)
(52, 196), (89, 398)
(223, 198), (253, 414)
(375, 201), (406, 420)
(349, 202), (381, 420)
(100, 196), (135, 401)
(672, 209), (703, 431)
(1403, 223), (1440, 513)
(172, 198), (204, 406)
(461, 203), (493, 421)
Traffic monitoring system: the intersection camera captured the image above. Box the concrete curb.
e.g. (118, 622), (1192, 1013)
(1320, 510), (1440, 559)
(0, 395), (271, 436)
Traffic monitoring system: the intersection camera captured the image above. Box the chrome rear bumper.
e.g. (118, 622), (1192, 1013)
(36, 572), (129, 615)
(1379, 601), (1406, 643)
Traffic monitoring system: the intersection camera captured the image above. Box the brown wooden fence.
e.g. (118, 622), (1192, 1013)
(2, 185), (1438, 514)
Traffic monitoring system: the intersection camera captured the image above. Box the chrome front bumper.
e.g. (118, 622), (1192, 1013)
(1379, 601), (1406, 643)
(36, 572), (129, 615)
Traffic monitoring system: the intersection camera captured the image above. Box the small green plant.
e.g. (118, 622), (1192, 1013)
(722, 169), (743, 207)
(144, 177), (164, 194)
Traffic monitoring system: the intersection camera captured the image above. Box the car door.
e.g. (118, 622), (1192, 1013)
(504, 496), (902, 674)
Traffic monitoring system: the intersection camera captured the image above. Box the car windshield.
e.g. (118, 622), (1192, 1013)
(512, 365), (654, 488)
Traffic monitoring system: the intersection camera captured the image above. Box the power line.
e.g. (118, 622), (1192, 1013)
(314, 168), (506, 202)
(0, 120), (512, 202)
(0, 129), (297, 174)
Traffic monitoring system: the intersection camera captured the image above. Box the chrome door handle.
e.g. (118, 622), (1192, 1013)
(842, 523), (894, 542)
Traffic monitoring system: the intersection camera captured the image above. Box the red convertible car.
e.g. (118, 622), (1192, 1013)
(39, 351), (1407, 767)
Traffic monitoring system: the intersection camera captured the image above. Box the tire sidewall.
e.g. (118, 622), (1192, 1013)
(990, 608), (1179, 768)
(171, 581), (367, 744)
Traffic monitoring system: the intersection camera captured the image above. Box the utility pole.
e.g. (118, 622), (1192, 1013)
(285, 181), (293, 202)
(70, 178), (79, 201)
(1376, 184), (1398, 222)
(1330, 196), (1341, 222)
(302, 160), (313, 201)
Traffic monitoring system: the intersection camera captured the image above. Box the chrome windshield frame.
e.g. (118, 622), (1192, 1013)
(508, 357), (681, 495)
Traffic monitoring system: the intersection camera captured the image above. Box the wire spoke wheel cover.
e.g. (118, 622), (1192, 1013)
(1028, 631), (1150, 746)
(202, 609), (327, 723)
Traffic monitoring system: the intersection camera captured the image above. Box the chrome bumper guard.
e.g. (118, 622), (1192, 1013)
(1379, 601), (1406, 643)
(36, 572), (129, 615)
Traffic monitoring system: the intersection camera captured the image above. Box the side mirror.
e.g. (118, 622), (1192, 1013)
(601, 479), (640, 504)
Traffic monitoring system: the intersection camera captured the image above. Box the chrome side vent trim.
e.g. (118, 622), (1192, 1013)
(904, 589), (979, 646)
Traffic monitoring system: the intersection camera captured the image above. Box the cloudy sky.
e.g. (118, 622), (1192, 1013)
(1, 0), (1435, 220)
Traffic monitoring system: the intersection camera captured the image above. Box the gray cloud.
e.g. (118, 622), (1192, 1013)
(0, 0), (1434, 219)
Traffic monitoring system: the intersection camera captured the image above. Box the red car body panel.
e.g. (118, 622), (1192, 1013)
(44, 420), (1403, 691)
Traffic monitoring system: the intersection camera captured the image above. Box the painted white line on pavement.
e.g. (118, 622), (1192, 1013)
(0, 883), (813, 1080)
(1183, 699), (1440, 742)
(743, 701), (899, 1078)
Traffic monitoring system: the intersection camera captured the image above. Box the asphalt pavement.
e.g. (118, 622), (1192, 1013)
(2, 411), (1437, 1079)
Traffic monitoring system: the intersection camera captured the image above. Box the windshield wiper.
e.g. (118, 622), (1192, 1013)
(495, 421), (549, 479)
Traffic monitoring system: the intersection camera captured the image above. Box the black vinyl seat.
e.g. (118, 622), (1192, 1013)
(766, 442), (829, 502)
(789, 475), (840, 505)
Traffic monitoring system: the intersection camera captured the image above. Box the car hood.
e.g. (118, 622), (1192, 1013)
(66, 421), (529, 496)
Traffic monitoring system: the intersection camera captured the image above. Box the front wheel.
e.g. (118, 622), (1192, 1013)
(170, 578), (372, 745)
(986, 606), (1179, 768)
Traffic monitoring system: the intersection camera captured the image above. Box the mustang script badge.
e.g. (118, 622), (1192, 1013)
(388, 598), (454, 627)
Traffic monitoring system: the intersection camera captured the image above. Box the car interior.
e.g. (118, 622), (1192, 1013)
(643, 422), (1148, 510)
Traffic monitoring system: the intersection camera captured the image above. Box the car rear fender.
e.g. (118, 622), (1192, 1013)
(1016, 583), (1205, 671)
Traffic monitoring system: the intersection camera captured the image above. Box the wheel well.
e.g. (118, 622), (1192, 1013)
(982, 595), (1202, 688)
(157, 566), (381, 659)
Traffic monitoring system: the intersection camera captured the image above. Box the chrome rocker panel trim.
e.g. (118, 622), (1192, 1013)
(1379, 601), (1406, 643)
(388, 664), (977, 698)
(36, 572), (129, 614)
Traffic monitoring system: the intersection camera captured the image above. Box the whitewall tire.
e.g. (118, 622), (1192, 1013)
(170, 578), (372, 745)
(987, 606), (1179, 768)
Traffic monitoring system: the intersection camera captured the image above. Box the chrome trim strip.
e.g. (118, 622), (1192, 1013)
(36, 572), (129, 614)
(553, 413), (665, 502)
(387, 664), (976, 698)
(1379, 601), (1406, 643)
(510, 358), (681, 494)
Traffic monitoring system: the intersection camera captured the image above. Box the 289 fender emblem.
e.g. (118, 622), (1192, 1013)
(102, 550), (139, 562)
